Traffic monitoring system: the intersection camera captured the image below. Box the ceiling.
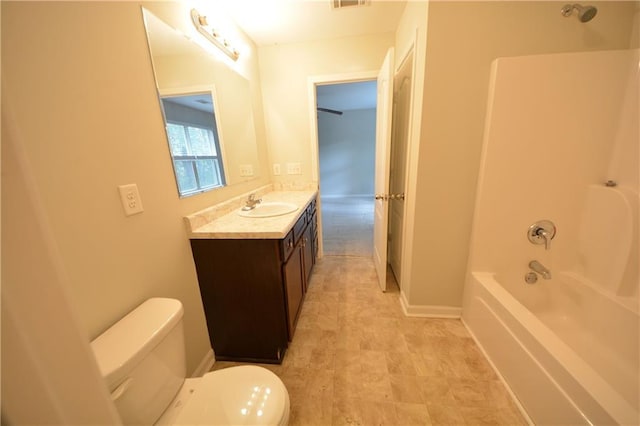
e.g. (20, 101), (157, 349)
(218, 1), (399, 111)
(218, 0), (407, 46)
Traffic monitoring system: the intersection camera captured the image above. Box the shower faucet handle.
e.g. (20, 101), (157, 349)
(527, 220), (557, 250)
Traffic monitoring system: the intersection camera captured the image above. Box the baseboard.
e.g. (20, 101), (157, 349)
(399, 291), (462, 318)
(191, 349), (215, 377)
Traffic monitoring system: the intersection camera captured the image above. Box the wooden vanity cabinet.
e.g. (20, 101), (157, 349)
(189, 197), (317, 364)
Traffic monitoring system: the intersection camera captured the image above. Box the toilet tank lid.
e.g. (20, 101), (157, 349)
(90, 298), (184, 387)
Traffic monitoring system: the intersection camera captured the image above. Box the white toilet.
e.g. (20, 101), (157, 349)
(91, 298), (290, 425)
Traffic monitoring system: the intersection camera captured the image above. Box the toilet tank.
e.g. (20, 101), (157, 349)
(91, 298), (186, 425)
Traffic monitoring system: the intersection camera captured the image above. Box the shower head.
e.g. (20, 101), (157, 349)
(561, 4), (598, 22)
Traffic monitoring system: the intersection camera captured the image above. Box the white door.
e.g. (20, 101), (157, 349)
(373, 48), (394, 292)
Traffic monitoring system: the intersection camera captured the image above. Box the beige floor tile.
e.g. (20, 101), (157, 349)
(418, 377), (458, 406)
(389, 374), (425, 404)
(333, 373), (363, 402)
(437, 354), (474, 380)
(403, 331), (432, 353)
(208, 256), (526, 426)
(394, 402), (433, 425)
(334, 370), (394, 403)
(334, 349), (363, 374)
(385, 351), (419, 376)
(411, 352), (446, 377)
(361, 330), (409, 352)
(305, 369), (335, 399)
(359, 400), (399, 425)
(334, 329), (366, 350)
(360, 350), (389, 374)
(426, 404), (467, 425)
(289, 394), (333, 426)
(331, 397), (364, 426)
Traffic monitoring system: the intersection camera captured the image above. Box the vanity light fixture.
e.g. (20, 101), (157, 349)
(190, 9), (239, 61)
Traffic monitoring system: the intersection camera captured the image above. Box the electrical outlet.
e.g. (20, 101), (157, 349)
(286, 162), (301, 175)
(239, 164), (254, 177)
(273, 163), (281, 176)
(118, 184), (144, 216)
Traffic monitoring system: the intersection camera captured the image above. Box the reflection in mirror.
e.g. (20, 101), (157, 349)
(160, 91), (225, 196)
(141, 7), (260, 197)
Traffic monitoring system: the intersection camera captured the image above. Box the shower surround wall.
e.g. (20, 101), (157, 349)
(462, 49), (639, 425)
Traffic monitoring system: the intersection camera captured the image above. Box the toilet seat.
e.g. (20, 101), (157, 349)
(157, 365), (290, 426)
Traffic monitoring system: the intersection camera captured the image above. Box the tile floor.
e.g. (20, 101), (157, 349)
(321, 197), (374, 257)
(212, 256), (527, 425)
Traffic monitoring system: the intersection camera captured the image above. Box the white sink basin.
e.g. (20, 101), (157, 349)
(238, 202), (298, 218)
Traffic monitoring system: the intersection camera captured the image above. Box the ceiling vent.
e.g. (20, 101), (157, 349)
(332, 0), (371, 10)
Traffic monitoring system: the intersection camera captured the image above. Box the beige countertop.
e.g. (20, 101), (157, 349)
(186, 190), (317, 239)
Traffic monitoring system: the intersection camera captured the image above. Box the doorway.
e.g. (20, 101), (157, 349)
(316, 80), (377, 257)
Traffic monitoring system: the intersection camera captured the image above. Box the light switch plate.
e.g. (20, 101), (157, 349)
(273, 163), (281, 176)
(118, 184), (144, 216)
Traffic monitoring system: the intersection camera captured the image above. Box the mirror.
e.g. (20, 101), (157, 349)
(142, 8), (260, 197)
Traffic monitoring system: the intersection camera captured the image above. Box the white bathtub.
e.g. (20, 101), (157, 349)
(462, 271), (639, 425)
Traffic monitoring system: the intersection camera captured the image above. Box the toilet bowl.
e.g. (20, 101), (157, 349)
(90, 298), (290, 425)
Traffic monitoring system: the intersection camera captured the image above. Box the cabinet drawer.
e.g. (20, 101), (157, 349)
(292, 213), (307, 244)
(306, 198), (316, 221)
(281, 230), (295, 261)
(310, 210), (317, 234)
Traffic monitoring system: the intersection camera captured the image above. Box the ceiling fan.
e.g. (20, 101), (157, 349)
(317, 107), (343, 116)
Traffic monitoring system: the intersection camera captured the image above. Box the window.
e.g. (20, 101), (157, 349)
(165, 121), (225, 196)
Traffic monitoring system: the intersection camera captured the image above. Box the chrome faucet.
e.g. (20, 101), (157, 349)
(529, 260), (552, 280)
(241, 193), (262, 211)
(528, 220), (557, 251)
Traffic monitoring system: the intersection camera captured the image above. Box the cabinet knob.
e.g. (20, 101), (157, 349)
(287, 240), (293, 249)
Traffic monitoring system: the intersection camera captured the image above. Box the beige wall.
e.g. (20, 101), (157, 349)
(2, 125), (121, 426)
(258, 32), (395, 188)
(406, 1), (636, 307)
(2, 1), (270, 374)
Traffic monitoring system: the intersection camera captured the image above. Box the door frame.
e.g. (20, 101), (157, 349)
(307, 70), (378, 259)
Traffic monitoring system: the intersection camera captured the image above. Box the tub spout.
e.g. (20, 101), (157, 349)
(529, 260), (552, 279)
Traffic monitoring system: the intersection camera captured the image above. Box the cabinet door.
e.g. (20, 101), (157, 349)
(190, 239), (288, 363)
(302, 224), (314, 290)
(283, 244), (304, 340)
